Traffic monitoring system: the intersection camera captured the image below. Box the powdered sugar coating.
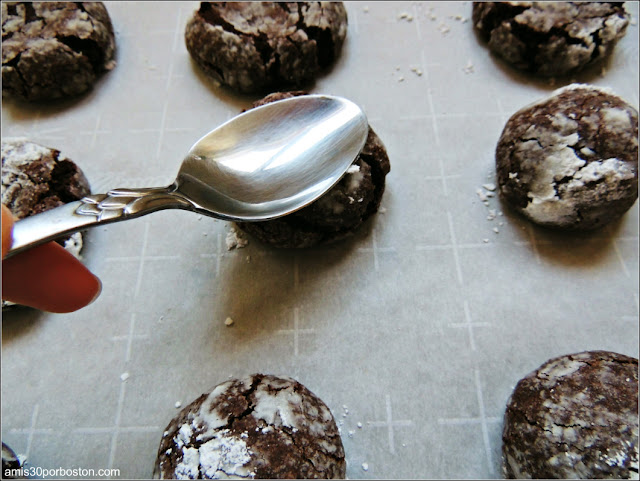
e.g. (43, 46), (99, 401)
(472, 2), (629, 77)
(496, 84), (638, 230)
(1, 137), (91, 219)
(502, 351), (638, 479)
(2, 2), (116, 101)
(154, 374), (345, 479)
(184, 2), (347, 94)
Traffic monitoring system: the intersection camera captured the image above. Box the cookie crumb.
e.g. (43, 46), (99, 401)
(226, 226), (248, 250)
(225, 317), (235, 326)
(482, 183), (496, 191)
(483, 238), (489, 243)
(463, 61), (474, 74)
(120, 372), (130, 382)
(357, 422), (363, 428)
(175, 401), (182, 408)
(438, 23), (450, 34)
(362, 462), (369, 471)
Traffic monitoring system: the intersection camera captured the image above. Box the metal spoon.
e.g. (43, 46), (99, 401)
(6, 95), (368, 257)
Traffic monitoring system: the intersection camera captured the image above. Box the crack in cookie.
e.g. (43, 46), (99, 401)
(154, 374), (346, 479)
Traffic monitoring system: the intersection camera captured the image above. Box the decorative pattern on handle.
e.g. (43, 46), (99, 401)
(75, 187), (192, 222)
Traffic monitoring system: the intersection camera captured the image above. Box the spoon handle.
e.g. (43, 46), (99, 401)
(6, 185), (194, 258)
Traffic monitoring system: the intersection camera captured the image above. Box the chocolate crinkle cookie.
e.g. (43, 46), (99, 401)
(236, 91), (390, 248)
(496, 84), (638, 230)
(1, 138), (91, 307)
(472, 2), (629, 77)
(2, 2), (116, 102)
(502, 351), (638, 479)
(154, 374), (346, 479)
(184, 2), (348, 94)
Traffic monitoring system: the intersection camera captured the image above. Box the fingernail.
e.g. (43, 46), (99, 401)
(88, 275), (103, 306)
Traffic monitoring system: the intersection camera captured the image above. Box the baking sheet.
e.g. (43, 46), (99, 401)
(1, 2), (638, 479)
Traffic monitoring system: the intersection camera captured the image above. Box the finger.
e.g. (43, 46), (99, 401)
(2, 241), (102, 313)
(1, 205), (15, 258)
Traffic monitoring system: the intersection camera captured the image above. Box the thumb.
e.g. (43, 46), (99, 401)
(2, 204), (101, 313)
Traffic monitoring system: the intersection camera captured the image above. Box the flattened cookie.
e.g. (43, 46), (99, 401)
(502, 351), (638, 479)
(2, 2), (116, 101)
(472, 2), (629, 77)
(154, 374), (346, 479)
(185, 2), (347, 94)
(496, 84), (638, 230)
(2, 138), (91, 307)
(236, 91), (390, 248)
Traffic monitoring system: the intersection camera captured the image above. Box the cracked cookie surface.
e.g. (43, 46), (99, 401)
(236, 91), (390, 248)
(2, 1), (116, 102)
(154, 374), (346, 479)
(1, 138), (91, 308)
(496, 84), (638, 230)
(184, 2), (347, 94)
(502, 351), (638, 479)
(472, 2), (629, 77)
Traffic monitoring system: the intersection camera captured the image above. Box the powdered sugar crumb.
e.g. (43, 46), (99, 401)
(463, 60), (474, 74)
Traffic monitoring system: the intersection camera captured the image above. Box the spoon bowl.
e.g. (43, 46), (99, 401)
(6, 95), (368, 257)
(176, 95), (368, 220)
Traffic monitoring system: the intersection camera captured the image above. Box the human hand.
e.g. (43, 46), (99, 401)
(1, 204), (101, 313)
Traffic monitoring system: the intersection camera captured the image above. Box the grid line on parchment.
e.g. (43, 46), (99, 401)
(200, 232), (226, 277)
(95, 11), (188, 473)
(367, 394), (412, 455)
(276, 307), (315, 357)
(110, 312), (148, 363)
(8, 404), (53, 463)
(449, 300), (491, 352)
(357, 228), (396, 271)
(437, 369), (501, 475)
(72, 378), (160, 476)
(2, 3), (638, 479)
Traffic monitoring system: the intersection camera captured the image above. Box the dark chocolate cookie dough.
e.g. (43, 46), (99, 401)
(472, 2), (629, 77)
(236, 91), (390, 248)
(502, 351), (638, 479)
(154, 374), (346, 479)
(184, 2), (348, 94)
(2, 2), (116, 102)
(496, 84), (638, 230)
(1, 138), (91, 307)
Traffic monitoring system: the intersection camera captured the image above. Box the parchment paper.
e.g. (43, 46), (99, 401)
(2, 2), (638, 479)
